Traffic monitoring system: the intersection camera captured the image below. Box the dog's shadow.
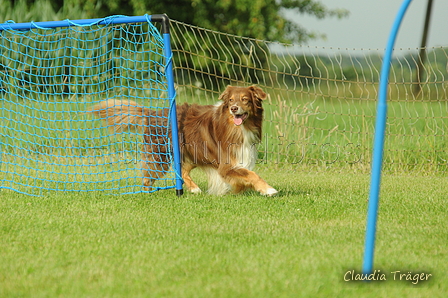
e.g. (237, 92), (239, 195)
(271, 188), (309, 197)
(180, 171), (308, 198)
(183, 188), (308, 198)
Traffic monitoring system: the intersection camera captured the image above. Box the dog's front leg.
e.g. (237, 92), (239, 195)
(182, 162), (202, 194)
(218, 165), (277, 196)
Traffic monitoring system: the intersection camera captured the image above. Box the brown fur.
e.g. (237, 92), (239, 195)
(88, 85), (278, 196)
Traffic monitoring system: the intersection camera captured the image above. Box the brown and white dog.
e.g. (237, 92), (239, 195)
(89, 85), (277, 196)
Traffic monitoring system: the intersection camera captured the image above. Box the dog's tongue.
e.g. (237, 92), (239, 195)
(234, 117), (243, 126)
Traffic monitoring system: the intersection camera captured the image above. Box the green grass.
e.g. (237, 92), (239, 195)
(1, 168), (446, 297)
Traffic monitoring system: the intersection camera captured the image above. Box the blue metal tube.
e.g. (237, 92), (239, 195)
(163, 33), (184, 196)
(0, 15), (150, 31)
(363, 0), (413, 274)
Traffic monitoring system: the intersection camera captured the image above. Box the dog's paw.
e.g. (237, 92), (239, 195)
(189, 187), (202, 194)
(261, 187), (278, 197)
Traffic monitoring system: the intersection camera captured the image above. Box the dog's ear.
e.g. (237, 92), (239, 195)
(218, 85), (233, 101)
(249, 85), (267, 101)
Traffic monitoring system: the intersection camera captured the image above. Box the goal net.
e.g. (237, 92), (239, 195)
(0, 15), (182, 196)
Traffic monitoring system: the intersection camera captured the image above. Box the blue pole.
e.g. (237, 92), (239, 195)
(363, 0), (413, 274)
(150, 15), (183, 195)
(0, 15), (150, 31)
(162, 33), (184, 196)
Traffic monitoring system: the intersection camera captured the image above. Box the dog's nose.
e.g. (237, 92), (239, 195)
(230, 106), (238, 113)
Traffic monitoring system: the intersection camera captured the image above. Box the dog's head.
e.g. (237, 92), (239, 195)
(218, 85), (267, 126)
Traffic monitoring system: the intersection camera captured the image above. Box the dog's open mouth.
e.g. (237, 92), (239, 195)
(233, 113), (248, 126)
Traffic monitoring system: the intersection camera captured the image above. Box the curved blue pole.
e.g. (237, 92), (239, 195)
(363, 0), (413, 274)
(164, 32), (184, 196)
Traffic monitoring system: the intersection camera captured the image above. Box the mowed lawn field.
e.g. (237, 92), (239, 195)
(0, 168), (446, 297)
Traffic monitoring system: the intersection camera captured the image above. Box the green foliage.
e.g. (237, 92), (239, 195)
(1, 0), (349, 90)
(0, 0), (88, 23)
(3, 0), (348, 43)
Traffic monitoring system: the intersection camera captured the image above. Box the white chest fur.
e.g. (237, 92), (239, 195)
(234, 126), (259, 170)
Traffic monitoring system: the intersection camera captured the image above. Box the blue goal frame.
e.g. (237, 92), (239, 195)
(0, 15), (184, 196)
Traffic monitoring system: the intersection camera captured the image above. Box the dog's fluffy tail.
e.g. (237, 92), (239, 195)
(87, 99), (149, 132)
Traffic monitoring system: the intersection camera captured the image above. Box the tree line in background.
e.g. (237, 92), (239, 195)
(275, 48), (448, 85)
(1, 0), (348, 43)
(1, 0), (349, 92)
(1, 0), (446, 99)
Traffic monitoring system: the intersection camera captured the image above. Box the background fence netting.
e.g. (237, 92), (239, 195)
(169, 20), (447, 174)
(0, 16), (177, 195)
